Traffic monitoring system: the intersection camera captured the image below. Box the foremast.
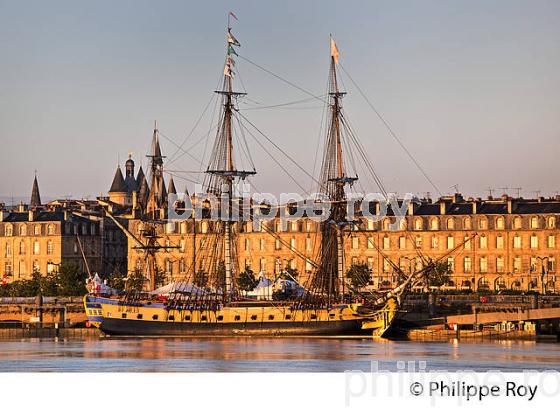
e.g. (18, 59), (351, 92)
(205, 22), (255, 300)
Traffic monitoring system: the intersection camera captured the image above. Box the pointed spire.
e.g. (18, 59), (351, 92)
(138, 177), (150, 209)
(168, 175), (177, 195)
(150, 121), (163, 166)
(109, 166), (126, 193)
(30, 172), (41, 207)
(136, 165), (145, 189)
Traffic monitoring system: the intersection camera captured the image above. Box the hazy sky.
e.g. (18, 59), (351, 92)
(1, 0), (559, 202)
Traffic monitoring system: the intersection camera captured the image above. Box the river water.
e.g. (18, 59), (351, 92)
(0, 337), (559, 372)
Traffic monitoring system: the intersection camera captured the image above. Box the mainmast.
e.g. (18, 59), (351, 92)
(205, 19), (255, 299)
(318, 37), (358, 302)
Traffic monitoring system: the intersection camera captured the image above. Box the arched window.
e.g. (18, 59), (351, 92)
(463, 256), (472, 272)
(19, 225), (27, 236)
(478, 217), (488, 230)
(530, 216), (539, 229)
(495, 277), (506, 291)
(530, 235), (538, 249)
(548, 217), (556, 229)
(496, 256), (504, 272)
(430, 218), (439, 230)
(5, 224), (13, 236)
(478, 277), (490, 290)
(479, 257), (488, 273)
(47, 224), (54, 235)
(463, 217), (472, 230)
(382, 218), (391, 231)
(414, 218), (423, 230)
(446, 218), (454, 230)
(382, 236), (390, 250)
(166, 222), (175, 234)
(479, 235), (488, 249)
(165, 259), (173, 274)
(513, 217), (522, 229)
(495, 217), (505, 230)
(399, 218), (407, 231)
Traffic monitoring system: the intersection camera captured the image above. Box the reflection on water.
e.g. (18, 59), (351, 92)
(0, 337), (559, 372)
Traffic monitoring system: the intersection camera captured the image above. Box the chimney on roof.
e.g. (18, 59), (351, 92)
(472, 201), (477, 214)
(440, 201), (446, 215)
(408, 201), (414, 216)
(28, 210), (37, 222)
(453, 193), (463, 203)
(0, 210), (6, 222)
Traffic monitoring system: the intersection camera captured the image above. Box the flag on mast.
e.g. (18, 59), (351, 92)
(330, 36), (340, 65)
(227, 29), (241, 47)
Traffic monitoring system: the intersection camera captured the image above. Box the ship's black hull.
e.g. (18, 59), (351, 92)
(100, 317), (364, 337)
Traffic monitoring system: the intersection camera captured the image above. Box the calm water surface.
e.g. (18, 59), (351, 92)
(0, 337), (559, 372)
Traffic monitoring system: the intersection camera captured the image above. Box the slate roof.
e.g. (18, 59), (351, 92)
(109, 166), (126, 193)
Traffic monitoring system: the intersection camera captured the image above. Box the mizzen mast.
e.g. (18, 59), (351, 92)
(317, 36), (358, 302)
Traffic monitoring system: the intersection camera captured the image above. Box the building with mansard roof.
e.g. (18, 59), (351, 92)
(124, 192), (560, 294)
(0, 176), (128, 283)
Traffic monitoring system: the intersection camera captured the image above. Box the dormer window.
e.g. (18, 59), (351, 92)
(495, 217), (505, 230)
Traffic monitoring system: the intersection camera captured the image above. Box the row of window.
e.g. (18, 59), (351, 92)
(3, 240), (96, 257)
(388, 215), (556, 231)
(2, 223), (97, 237)
(4, 241), (54, 256)
(4, 260), (58, 276)
(150, 253), (557, 277)
(373, 234), (557, 251)
(162, 215), (558, 235)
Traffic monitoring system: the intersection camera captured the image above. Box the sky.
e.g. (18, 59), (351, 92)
(0, 0), (559, 203)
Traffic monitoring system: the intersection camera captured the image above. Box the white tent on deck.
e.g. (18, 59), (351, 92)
(246, 274), (274, 300)
(149, 281), (208, 296)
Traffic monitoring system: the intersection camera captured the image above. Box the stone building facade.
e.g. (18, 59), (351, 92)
(125, 193), (560, 294)
(0, 178), (128, 283)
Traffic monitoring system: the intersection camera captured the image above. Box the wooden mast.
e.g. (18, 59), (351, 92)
(318, 36), (356, 302)
(223, 70), (234, 297)
(206, 19), (254, 299)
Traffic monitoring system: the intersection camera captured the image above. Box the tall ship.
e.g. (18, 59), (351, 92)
(85, 21), (438, 337)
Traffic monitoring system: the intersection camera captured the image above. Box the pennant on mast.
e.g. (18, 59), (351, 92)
(330, 36), (340, 65)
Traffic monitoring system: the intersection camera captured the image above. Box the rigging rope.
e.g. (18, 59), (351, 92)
(338, 63), (442, 197)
